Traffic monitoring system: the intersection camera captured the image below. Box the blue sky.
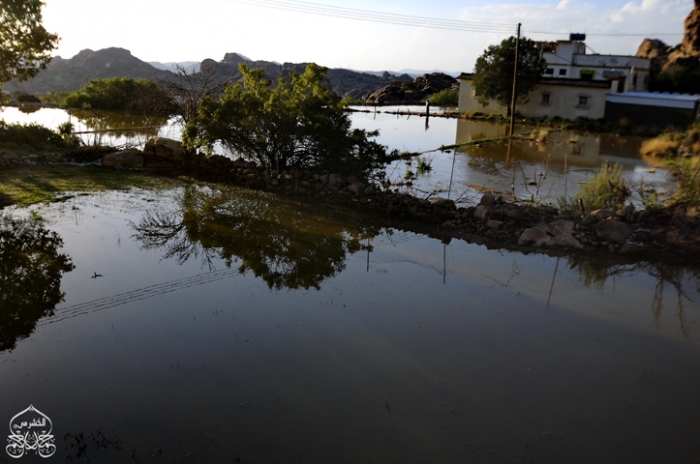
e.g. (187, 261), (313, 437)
(42, 0), (692, 73)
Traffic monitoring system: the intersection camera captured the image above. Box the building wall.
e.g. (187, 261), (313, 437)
(604, 102), (698, 128)
(458, 78), (608, 120)
(457, 80), (506, 114)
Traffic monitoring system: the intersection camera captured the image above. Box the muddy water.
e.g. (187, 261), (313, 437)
(2, 106), (671, 204)
(0, 185), (699, 463)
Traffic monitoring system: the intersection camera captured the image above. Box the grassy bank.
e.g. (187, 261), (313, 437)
(0, 164), (185, 207)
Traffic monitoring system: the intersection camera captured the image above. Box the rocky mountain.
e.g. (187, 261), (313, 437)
(201, 52), (413, 100)
(363, 73), (458, 105)
(636, 0), (700, 72)
(3, 48), (174, 94)
(2, 47), (412, 100)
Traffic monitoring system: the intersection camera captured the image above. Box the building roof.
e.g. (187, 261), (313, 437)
(607, 91), (700, 109)
(459, 73), (611, 89)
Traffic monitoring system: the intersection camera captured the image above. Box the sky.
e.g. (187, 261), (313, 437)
(41, 0), (693, 74)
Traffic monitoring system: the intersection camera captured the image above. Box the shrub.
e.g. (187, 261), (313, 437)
(63, 77), (173, 114)
(0, 121), (67, 150)
(429, 89), (459, 107)
(575, 162), (628, 212)
(640, 137), (680, 157)
(184, 63), (392, 181)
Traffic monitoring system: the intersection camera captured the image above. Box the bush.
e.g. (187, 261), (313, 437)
(63, 77), (173, 114)
(575, 162), (628, 211)
(429, 88), (459, 107)
(0, 121), (67, 150)
(184, 63), (392, 181)
(649, 67), (700, 94)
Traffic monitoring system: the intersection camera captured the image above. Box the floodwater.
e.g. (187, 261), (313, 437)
(1, 184), (699, 463)
(1, 106), (672, 204)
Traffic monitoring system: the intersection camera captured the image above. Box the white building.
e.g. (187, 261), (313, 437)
(537, 35), (651, 92)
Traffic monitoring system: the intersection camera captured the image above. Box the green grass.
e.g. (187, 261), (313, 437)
(0, 165), (186, 207)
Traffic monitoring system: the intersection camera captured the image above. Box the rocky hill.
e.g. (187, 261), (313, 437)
(2, 48), (174, 94)
(2, 48), (412, 100)
(636, 0), (700, 72)
(202, 52), (413, 100)
(363, 73), (458, 105)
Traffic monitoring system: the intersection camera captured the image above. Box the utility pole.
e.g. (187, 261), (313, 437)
(509, 23), (521, 137)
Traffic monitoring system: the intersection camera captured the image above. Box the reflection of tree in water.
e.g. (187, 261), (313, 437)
(0, 216), (74, 351)
(66, 109), (169, 138)
(568, 256), (700, 341)
(131, 186), (380, 290)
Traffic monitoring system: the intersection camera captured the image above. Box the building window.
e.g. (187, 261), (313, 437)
(540, 93), (551, 105)
(558, 69), (567, 76)
(545, 68), (554, 75)
(579, 70), (594, 80)
(577, 95), (589, 107)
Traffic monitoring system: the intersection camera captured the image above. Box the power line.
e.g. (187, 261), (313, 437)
(223, 0), (517, 33)
(222, 0), (683, 38)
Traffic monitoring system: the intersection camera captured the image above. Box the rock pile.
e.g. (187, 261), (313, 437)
(364, 73), (458, 105)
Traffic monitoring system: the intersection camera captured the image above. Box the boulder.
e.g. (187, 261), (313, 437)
(474, 205), (489, 220)
(347, 182), (365, 195)
(101, 150), (144, 168)
(479, 193), (496, 207)
(594, 220), (633, 243)
(143, 137), (186, 164)
(518, 220), (583, 249)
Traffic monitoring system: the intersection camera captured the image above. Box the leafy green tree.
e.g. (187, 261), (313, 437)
(472, 36), (546, 112)
(183, 63), (391, 180)
(63, 77), (173, 114)
(429, 88), (459, 107)
(0, 0), (59, 86)
(649, 67), (700, 94)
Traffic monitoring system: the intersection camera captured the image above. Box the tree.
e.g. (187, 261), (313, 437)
(183, 63), (390, 180)
(158, 64), (229, 126)
(0, 0), (59, 86)
(472, 36), (546, 112)
(62, 77), (173, 114)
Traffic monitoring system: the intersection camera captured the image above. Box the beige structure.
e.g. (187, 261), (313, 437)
(458, 74), (611, 120)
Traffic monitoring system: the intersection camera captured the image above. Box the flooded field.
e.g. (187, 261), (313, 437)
(1, 106), (673, 205)
(1, 184), (700, 463)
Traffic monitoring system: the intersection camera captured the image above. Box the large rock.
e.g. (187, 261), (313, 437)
(101, 150), (144, 168)
(518, 220), (583, 249)
(637, 2), (700, 72)
(143, 137), (186, 164)
(594, 220), (633, 243)
(364, 73), (458, 105)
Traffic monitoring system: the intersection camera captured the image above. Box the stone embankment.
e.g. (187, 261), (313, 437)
(103, 138), (700, 261)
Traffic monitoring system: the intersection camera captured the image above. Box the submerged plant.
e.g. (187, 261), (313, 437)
(575, 162), (628, 212)
(416, 157), (433, 175)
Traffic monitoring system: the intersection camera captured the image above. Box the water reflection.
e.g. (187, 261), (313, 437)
(569, 255), (700, 340)
(131, 186), (381, 289)
(449, 119), (668, 203)
(66, 109), (170, 139)
(0, 215), (74, 351)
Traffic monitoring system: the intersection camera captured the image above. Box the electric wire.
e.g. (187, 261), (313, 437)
(221, 0), (683, 37)
(223, 0), (517, 33)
